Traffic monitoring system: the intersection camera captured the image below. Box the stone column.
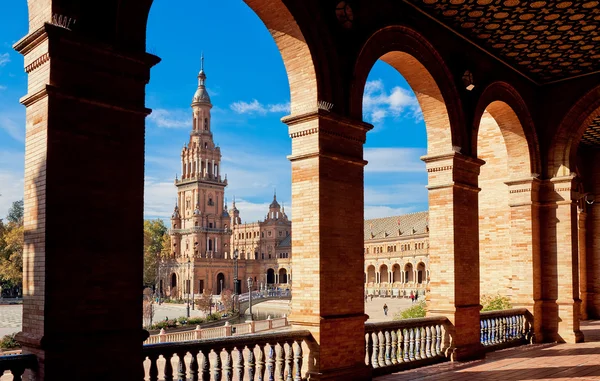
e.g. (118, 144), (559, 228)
(540, 176), (583, 343)
(423, 152), (484, 361)
(505, 177), (542, 341)
(284, 110), (371, 380)
(14, 24), (159, 380)
(579, 208), (588, 320)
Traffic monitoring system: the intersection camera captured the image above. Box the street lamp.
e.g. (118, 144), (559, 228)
(186, 257), (191, 318)
(247, 277), (254, 321)
(233, 249), (239, 314)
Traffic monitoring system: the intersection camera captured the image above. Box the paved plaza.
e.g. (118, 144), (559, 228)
(0, 305), (21, 337)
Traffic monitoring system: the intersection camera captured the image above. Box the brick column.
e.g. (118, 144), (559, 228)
(579, 208), (589, 320)
(505, 177), (542, 341)
(540, 176), (583, 343)
(423, 152), (484, 361)
(14, 24), (159, 380)
(284, 110), (371, 380)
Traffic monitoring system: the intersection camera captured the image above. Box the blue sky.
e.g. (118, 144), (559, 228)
(0, 1), (427, 223)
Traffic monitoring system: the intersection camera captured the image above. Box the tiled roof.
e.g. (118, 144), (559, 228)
(278, 235), (291, 248)
(364, 211), (428, 241)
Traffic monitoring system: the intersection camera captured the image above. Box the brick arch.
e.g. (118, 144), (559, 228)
(549, 85), (600, 177)
(351, 26), (466, 155)
(472, 82), (540, 178)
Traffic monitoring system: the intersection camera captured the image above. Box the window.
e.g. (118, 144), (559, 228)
(204, 118), (208, 130)
(204, 142), (208, 149)
(208, 198), (214, 206)
(261, 253), (265, 259)
(279, 231), (282, 237)
(261, 232), (264, 238)
(199, 280), (204, 294)
(268, 231), (272, 237)
(209, 222), (213, 228)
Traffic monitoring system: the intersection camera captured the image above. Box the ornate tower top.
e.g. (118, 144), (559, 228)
(192, 53), (211, 106)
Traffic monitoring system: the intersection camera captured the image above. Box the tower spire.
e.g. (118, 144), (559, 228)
(201, 52), (204, 71)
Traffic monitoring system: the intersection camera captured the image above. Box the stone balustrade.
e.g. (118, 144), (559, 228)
(365, 316), (450, 376)
(145, 317), (289, 344)
(0, 353), (37, 381)
(142, 330), (311, 381)
(480, 308), (533, 349)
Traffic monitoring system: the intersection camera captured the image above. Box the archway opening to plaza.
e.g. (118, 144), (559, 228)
(216, 272), (225, 295)
(366, 265), (376, 285)
(392, 264), (401, 283)
(417, 262), (425, 284)
(278, 268), (288, 284)
(474, 97), (537, 310)
(379, 264), (389, 284)
(404, 263), (414, 284)
(266, 268), (275, 285)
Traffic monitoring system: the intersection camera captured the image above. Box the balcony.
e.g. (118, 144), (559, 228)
(170, 226), (232, 235)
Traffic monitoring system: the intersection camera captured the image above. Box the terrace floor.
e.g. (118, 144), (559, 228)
(375, 321), (600, 381)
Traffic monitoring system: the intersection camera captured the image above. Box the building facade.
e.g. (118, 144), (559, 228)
(161, 60), (292, 299)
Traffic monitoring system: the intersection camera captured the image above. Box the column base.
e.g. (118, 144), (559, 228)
(306, 364), (371, 381)
(447, 342), (486, 362)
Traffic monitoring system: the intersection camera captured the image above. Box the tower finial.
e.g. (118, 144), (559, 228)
(201, 52), (204, 71)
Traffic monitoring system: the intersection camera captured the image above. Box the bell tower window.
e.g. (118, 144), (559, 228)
(204, 118), (208, 130)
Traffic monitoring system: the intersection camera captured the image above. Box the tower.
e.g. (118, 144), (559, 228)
(171, 55), (232, 260)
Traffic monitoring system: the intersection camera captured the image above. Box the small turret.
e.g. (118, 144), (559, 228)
(171, 202), (181, 229)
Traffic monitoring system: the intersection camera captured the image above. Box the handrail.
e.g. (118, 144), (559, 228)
(480, 308), (532, 349)
(365, 317), (450, 376)
(142, 330), (312, 381)
(0, 353), (37, 381)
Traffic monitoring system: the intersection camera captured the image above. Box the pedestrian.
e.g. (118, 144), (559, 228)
(165, 316), (168, 322)
(370, 294), (373, 302)
(414, 292), (419, 302)
(364, 294), (368, 303)
(383, 303), (388, 316)
(410, 291), (414, 303)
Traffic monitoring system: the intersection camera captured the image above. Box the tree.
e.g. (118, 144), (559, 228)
(196, 290), (212, 315)
(0, 200), (24, 294)
(220, 289), (234, 313)
(143, 219), (168, 288)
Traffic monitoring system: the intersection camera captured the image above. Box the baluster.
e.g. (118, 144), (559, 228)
(435, 325), (442, 356)
(293, 340), (303, 381)
(223, 348), (233, 381)
(397, 329), (404, 363)
(266, 344), (276, 381)
(177, 351), (188, 381)
(408, 328), (415, 361)
(189, 350), (199, 381)
(285, 342), (294, 381)
(384, 331), (392, 366)
(489, 318), (495, 345)
(480, 319), (486, 345)
(148, 354), (160, 381)
(403, 328), (410, 362)
(503, 316), (509, 342)
(214, 349), (222, 381)
(377, 332), (385, 367)
(414, 327), (421, 360)
(425, 326), (432, 358)
(234, 347), (244, 381)
(371, 333), (379, 368)
(513, 315), (519, 340)
(200, 349), (210, 381)
(390, 330), (398, 365)
(276, 343), (285, 381)
(164, 353), (175, 381)
(365, 333), (371, 367)
(494, 318), (500, 344)
(256, 345), (265, 381)
(248, 345), (256, 381)
(420, 327), (427, 359)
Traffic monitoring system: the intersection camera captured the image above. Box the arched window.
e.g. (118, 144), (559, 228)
(208, 239), (213, 251)
(204, 118), (208, 130)
(171, 273), (177, 288)
(279, 268), (288, 284)
(217, 273), (225, 294)
(417, 262), (426, 284)
(267, 269), (275, 284)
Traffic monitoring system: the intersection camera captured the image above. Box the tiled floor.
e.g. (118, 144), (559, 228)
(376, 321), (600, 381)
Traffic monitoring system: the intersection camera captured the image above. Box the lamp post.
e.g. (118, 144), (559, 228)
(247, 277), (254, 321)
(233, 249), (239, 314)
(186, 257), (191, 318)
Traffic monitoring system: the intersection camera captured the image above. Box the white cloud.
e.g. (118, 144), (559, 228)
(0, 110), (25, 142)
(363, 79), (423, 126)
(0, 53), (9, 67)
(364, 205), (419, 220)
(0, 85), (7, 91)
(230, 99), (290, 115)
(364, 147), (426, 173)
(147, 108), (191, 129)
(0, 150), (25, 220)
(144, 177), (177, 221)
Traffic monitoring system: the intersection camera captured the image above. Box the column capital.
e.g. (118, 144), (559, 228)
(422, 151), (484, 190)
(505, 176), (542, 206)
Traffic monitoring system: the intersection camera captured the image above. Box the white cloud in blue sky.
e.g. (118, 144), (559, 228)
(0, 53), (10, 67)
(230, 99), (290, 115)
(363, 79), (423, 125)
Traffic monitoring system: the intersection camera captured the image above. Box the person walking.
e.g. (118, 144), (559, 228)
(410, 291), (414, 303)
(383, 303), (388, 316)
(414, 292), (419, 302)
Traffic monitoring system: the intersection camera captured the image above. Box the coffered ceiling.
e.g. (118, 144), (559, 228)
(406, 0), (600, 84)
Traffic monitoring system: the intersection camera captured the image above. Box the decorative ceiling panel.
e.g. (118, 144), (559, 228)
(407, 0), (600, 83)
(581, 116), (600, 147)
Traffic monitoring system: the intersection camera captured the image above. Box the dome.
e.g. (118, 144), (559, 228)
(192, 85), (211, 105)
(270, 195), (280, 209)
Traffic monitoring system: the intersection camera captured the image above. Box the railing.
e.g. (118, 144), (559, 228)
(143, 330), (311, 381)
(480, 308), (532, 350)
(169, 226), (231, 235)
(145, 317), (289, 344)
(0, 353), (37, 381)
(365, 317), (449, 376)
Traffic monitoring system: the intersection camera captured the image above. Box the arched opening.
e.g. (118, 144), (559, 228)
(267, 268), (275, 284)
(366, 265), (376, 284)
(392, 264), (402, 283)
(404, 263), (414, 284)
(216, 273), (225, 295)
(417, 262), (425, 284)
(171, 273), (177, 288)
(279, 268), (288, 284)
(379, 264), (389, 284)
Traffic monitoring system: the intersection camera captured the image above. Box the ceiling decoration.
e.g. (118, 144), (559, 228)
(407, 0), (600, 83)
(581, 116), (600, 147)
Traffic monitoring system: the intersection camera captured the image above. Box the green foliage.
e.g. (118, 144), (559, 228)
(0, 332), (20, 350)
(206, 312), (221, 322)
(481, 294), (512, 312)
(394, 301), (426, 320)
(143, 219), (169, 287)
(0, 200), (25, 291)
(187, 317), (205, 325)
